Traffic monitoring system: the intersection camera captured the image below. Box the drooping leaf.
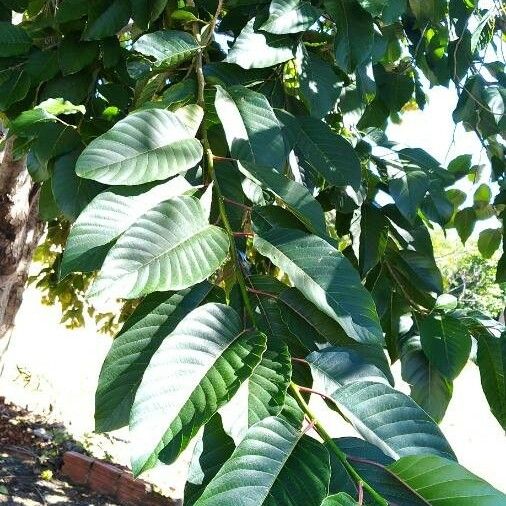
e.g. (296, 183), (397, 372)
(89, 196), (230, 301)
(248, 338), (291, 425)
(278, 111), (362, 190)
(476, 328), (506, 430)
(478, 228), (502, 259)
(132, 30), (200, 70)
(389, 169), (429, 222)
(454, 207), (477, 244)
(95, 282), (213, 432)
(357, 203), (389, 275)
(184, 413), (236, 506)
(215, 85), (288, 170)
(76, 108), (204, 185)
(324, 0), (374, 73)
(296, 45), (341, 119)
(83, 0), (131, 40)
(388, 455), (506, 504)
(60, 177), (193, 278)
(254, 228), (383, 344)
(316, 379), (455, 460)
(194, 416), (330, 506)
(239, 162), (327, 237)
(401, 335), (453, 422)
(130, 303), (266, 474)
(225, 18), (296, 69)
(260, 0), (322, 34)
(419, 314), (471, 380)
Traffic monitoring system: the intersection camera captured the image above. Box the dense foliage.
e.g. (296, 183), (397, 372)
(1, 0), (505, 503)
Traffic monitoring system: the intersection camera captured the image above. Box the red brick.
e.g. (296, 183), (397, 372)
(88, 460), (122, 496)
(116, 472), (151, 505)
(61, 451), (94, 485)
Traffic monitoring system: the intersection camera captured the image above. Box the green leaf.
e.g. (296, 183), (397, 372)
(473, 183), (492, 208)
(0, 70), (31, 110)
(376, 65), (415, 112)
(95, 282), (212, 432)
(58, 37), (98, 75)
(60, 177), (193, 278)
(194, 416), (330, 506)
(478, 228), (502, 259)
(419, 314), (471, 380)
(260, 0), (322, 34)
(184, 413), (236, 506)
(278, 111), (362, 190)
(131, 0), (167, 29)
(308, 347), (391, 388)
(239, 162), (328, 237)
(130, 303), (265, 474)
(454, 207), (476, 244)
(324, 0), (374, 73)
(388, 455), (506, 504)
(248, 338), (291, 426)
(401, 335), (453, 422)
(55, 0), (88, 23)
(476, 328), (506, 430)
(24, 49), (59, 85)
(52, 151), (104, 221)
(89, 196), (230, 301)
(296, 45), (341, 119)
(318, 380), (456, 460)
(356, 0), (388, 16)
(0, 22), (31, 57)
(254, 228), (383, 344)
(83, 0), (131, 40)
(322, 493), (358, 506)
(132, 30), (200, 70)
(215, 85), (287, 170)
(389, 170), (429, 222)
(225, 17), (296, 69)
(357, 203), (389, 275)
(75, 108), (204, 185)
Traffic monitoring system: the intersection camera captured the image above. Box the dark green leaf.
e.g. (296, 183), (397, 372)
(58, 37), (98, 75)
(194, 416), (330, 506)
(131, 0), (167, 29)
(254, 228), (383, 345)
(83, 0), (131, 40)
(478, 228), (502, 259)
(454, 207), (477, 244)
(0, 22), (31, 57)
(419, 314), (471, 380)
(130, 303), (265, 474)
(389, 170), (429, 222)
(95, 282), (212, 432)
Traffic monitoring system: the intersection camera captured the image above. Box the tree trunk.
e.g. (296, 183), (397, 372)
(0, 136), (43, 373)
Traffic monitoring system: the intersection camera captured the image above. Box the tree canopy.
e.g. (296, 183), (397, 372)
(0, 0), (505, 504)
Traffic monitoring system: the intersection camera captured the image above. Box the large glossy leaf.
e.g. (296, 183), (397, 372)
(194, 416), (330, 506)
(89, 196), (229, 301)
(389, 169), (429, 222)
(419, 314), (471, 380)
(296, 45), (341, 118)
(401, 336), (453, 423)
(83, 0), (131, 40)
(130, 303), (266, 474)
(388, 455), (506, 505)
(225, 18), (296, 69)
(476, 328), (506, 430)
(215, 85), (288, 170)
(254, 228), (383, 345)
(278, 111), (362, 190)
(248, 338), (291, 426)
(316, 377), (455, 460)
(76, 108), (203, 185)
(132, 30), (200, 70)
(184, 413), (235, 506)
(260, 0), (322, 34)
(308, 347), (390, 389)
(0, 21), (31, 56)
(357, 203), (389, 276)
(60, 177), (193, 278)
(324, 0), (374, 73)
(239, 162), (327, 237)
(95, 282), (212, 432)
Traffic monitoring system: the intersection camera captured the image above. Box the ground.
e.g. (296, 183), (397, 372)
(0, 284), (505, 505)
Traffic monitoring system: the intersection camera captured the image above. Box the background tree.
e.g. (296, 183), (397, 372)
(0, 0), (505, 504)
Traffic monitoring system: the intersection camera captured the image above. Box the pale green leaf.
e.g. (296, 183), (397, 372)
(260, 0), (322, 34)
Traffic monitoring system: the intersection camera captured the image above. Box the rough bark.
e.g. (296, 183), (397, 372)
(0, 136), (43, 371)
